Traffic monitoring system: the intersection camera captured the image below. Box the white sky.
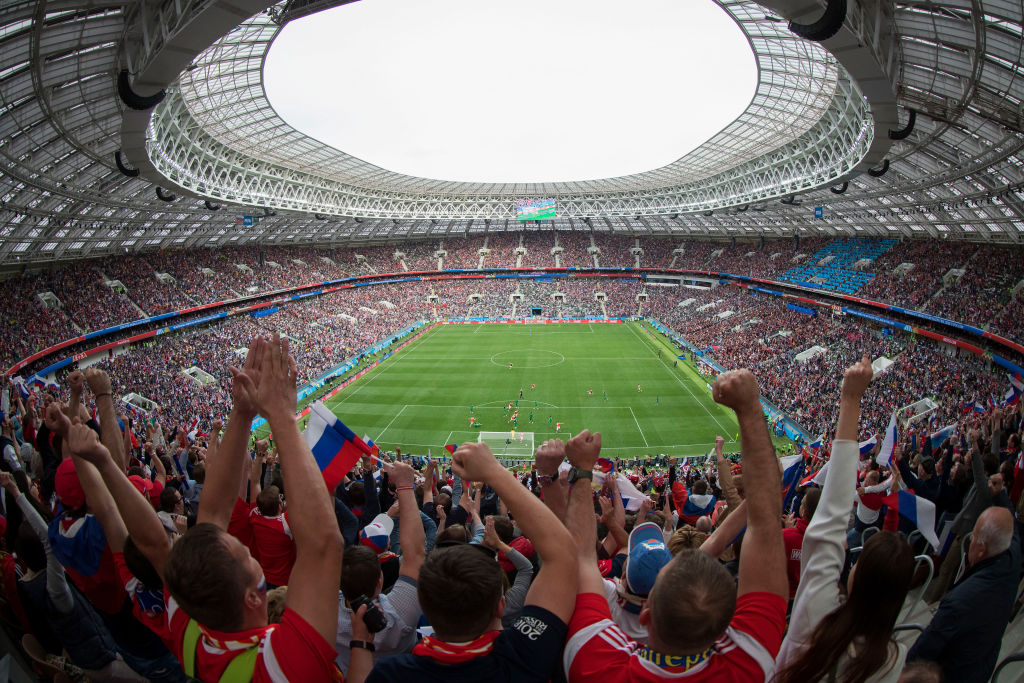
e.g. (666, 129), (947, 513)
(264, 0), (757, 184)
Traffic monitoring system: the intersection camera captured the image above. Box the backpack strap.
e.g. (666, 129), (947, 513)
(182, 618), (259, 683)
(182, 619), (202, 678)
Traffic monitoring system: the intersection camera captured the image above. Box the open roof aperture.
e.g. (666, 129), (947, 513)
(264, 0), (757, 184)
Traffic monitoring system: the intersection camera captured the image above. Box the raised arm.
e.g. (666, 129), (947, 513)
(534, 441), (567, 521)
(453, 438), (578, 624)
(784, 357), (873, 648)
(714, 435), (742, 510)
(84, 369), (126, 472)
(712, 370), (787, 599)
(66, 418), (171, 579)
(235, 333), (343, 644)
(562, 433), (607, 597)
(390, 461), (425, 580)
(200, 336), (264, 529)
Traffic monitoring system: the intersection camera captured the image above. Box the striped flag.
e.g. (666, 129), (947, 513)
(876, 412), (898, 466)
(882, 489), (940, 550)
(858, 434), (878, 456)
(304, 402), (374, 492)
(929, 424), (956, 452)
(800, 459), (830, 487)
(779, 454), (804, 513)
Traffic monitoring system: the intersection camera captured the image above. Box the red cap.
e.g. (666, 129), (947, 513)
(128, 475), (164, 509)
(55, 458), (86, 509)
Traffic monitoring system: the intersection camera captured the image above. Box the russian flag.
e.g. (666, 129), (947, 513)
(362, 435), (381, 457)
(929, 424), (956, 452)
(593, 471), (645, 512)
(444, 444), (457, 456)
(881, 490), (940, 550)
(973, 401), (987, 414)
(800, 460), (830, 487)
(1003, 385), (1021, 408)
(303, 402), (373, 492)
(779, 454), (804, 513)
(10, 376), (31, 401)
(876, 412), (898, 466)
(988, 396), (999, 412)
(597, 457), (615, 474)
(809, 434), (824, 451)
(858, 434), (878, 456)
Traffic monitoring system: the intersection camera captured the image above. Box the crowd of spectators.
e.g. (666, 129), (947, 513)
(3, 237), (1022, 383)
(2, 327), (1021, 682)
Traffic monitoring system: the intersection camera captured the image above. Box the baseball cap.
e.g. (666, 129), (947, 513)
(359, 513), (395, 555)
(55, 458), (86, 509)
(626, 522), (672, 597)
(128, 475), (164, 508)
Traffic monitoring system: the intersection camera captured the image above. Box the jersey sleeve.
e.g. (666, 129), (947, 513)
(728, 592), (788, 662)
(499, 605), (569, 681)
(256, 608), (340, 683)
(563, 592), (632, 682)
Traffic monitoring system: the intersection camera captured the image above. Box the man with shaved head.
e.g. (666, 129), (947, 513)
(908, 505), (1020, 683)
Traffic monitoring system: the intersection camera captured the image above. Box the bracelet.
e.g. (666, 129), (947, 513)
(396, 485), (414, 492)
(537, 474), (555, 485)
(350, 640), (375, 652)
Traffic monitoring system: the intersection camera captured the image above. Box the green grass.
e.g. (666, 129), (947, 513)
(286, 321), (775, 458)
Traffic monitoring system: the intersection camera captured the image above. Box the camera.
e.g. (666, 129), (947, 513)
(350, 595), (387, 633)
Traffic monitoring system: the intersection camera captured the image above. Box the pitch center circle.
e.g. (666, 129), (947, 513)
(489, 350), (565, 369)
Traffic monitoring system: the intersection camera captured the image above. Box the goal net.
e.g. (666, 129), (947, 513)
(479, 431), (535, 460)
(897, 398), (939, 428)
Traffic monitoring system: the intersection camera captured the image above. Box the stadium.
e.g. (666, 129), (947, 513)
(0, 0), (1023, 680)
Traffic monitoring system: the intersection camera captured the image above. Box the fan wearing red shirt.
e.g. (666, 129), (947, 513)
(69, 336), (361, 682)
(781, 488), (820, 599)
(248, 485), (297, 588)
(562, 370), (789, 681)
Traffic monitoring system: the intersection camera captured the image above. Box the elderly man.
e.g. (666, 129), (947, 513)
(907, 505), (1020, 683)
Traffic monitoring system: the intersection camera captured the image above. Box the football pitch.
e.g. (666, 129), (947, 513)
(303, 321), (754, 459)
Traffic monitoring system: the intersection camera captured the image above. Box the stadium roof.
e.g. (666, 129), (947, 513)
(0, 0), (1023, 266)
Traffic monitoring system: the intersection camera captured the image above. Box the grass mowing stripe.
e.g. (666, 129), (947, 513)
(308, 321), (780, 457)
(624, 321), (735, 438)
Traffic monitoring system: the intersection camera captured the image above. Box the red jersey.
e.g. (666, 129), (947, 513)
(113, 552), (174, 651)
(564, 591), (786, 681)
(249, 508), (296, 587)
(782, 518), (809, 598)
(497, 536), (536, 573)
(166, 593), (340, 682)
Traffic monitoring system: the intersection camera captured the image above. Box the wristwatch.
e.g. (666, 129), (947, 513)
(567, 466), (594, 486)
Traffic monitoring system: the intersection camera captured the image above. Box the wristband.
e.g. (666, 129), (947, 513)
(350, 640), (375, 652)
(396, 485), (414, 492)
(536, 474), (555, 485)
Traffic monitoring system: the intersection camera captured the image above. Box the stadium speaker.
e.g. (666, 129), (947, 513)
(204, 201), (221, 211)
(703, 211), (713, 217)
(314, 213), (327, 220)
(669, 213), (678, 220)
(780, 195), (798, 205)
(868, 160), (890, 177)
(888, 109), (917, 140)
(736, 204), (749, 212)
(155, 187), (176, 202)
(759, 235), (765, 250)
(788, 0), (847, 42)
(117, 69), (166, 110)
(263, 208), (276, 217)
(114, 151), (140, 177)
(830, 181), (849, 194)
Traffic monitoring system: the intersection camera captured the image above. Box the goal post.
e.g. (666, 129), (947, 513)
(479, 430), (535, 460)
(897, 398), (939, 428)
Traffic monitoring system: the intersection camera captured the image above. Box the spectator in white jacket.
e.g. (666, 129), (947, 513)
(774, 356), (916, 683)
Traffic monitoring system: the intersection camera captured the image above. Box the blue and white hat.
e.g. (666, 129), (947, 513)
(625, 522), (672, 596)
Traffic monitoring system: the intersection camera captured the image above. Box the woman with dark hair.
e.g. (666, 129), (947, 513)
(775, 356), (916, 683)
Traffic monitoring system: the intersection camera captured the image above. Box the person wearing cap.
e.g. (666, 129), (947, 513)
(563, 370), (788, 681)
(366, 439), (578, 682)
(336, 461), (425, 674)
(45, 405), (127, 617)
(599, 521), (673, 640)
